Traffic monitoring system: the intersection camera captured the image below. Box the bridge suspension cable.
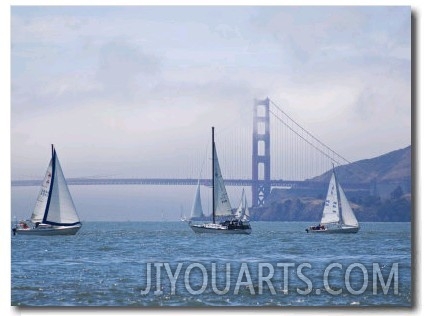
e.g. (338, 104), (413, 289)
(269, 99), (351, 166)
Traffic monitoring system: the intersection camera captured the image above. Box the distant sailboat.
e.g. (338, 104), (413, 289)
(189, 127), (251, 234)
(180, 204), (187, 222)
(235, 188), (250, 222)
(306, 166), (359, 234)
(187, 180), (205, 222)
(12, 145), (82, 236)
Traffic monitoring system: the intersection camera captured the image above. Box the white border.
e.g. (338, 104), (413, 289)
(2, 1), (420, 316)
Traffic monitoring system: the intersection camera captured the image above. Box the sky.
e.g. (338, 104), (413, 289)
(8, 4), (413, 220)
(9, 5), (411, 181)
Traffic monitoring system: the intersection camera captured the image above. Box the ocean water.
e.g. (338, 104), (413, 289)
(11, 221), (411, 307)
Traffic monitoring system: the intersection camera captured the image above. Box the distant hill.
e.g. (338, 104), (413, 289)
(310, 145), (411, 184)
(251, 145), (412, 222)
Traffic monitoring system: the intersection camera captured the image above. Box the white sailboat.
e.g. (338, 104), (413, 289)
(306, 166), (359, 234)
(189, 127), (251, 234)
(12, 145), (82, 236)
(235, 188), (250, 222)
(180, 204), (188, 222)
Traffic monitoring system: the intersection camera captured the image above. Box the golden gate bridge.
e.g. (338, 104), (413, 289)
(12, 98), (372, 207)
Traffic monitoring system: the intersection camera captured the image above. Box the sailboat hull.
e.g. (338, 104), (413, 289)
(306, 226), (359, 234)
(13, 225), (81, 236)
(190, 223), (251, 235)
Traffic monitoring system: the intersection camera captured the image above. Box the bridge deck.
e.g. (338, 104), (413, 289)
(11, 178), (369, 190)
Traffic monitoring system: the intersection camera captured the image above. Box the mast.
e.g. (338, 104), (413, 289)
(212, 126), (215, 224)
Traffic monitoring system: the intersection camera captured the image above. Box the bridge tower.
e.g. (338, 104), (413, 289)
(252, 97), (271, 207)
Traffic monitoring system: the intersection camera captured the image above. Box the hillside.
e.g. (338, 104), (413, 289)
(251, 145), (412, 222)
(310, 145), (411, 184)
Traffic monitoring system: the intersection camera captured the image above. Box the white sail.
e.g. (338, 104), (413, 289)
(235, 188), (245, 219)
(213, 146), (233, 216)
(339, 183), (359, 227)
(30, 159), (53, 223)
(320, 173), (340, 225)
(44, 150), (80, 225)
(190, 181), (204, 219)
(242, 191), (250, 221)
(235, 188), (250, 221)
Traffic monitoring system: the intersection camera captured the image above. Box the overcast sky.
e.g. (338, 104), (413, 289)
(10, 5), (411, 180)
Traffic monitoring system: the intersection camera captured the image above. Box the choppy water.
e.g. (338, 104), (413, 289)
(11, 221), (411, 306)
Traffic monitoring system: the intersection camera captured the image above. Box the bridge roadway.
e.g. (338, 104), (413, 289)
(11, 177), (369, 190)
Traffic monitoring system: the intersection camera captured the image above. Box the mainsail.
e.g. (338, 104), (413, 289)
(31, 160), (53, 223)
(213, 146), (233, 217)
(320, 173), (340, 225)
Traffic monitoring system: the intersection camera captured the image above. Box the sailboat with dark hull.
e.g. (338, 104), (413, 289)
(12, 145), (82, 236)
(306, 166), (359, 234)
(189, 127), (251, 234)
